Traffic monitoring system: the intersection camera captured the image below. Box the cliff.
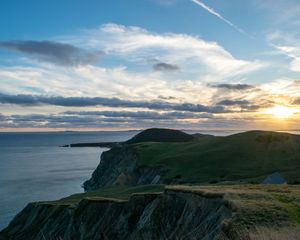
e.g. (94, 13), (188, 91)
(2, 185), (300, 240)
(82, 128), (203, 191)
(83, 146), (167, 191)
(0, 187), (231, 240)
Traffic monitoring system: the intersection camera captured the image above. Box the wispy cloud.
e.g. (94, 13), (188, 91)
(76, 23), (262, 77)
(267, 31), (300, 72)
(190, 0), (246, 35)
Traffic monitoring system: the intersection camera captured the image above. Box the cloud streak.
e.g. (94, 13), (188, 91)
(217, 99), (260, 111)
(210, 83), (256, 90)
(63, 110), (213, 120)
(217, 99), (250, 106)
(0, 93), (229, 113)
(0, 112), (233, 130)
(153, 62), (180, 71)
(190, 0), (246, 35)
(0, 40), (103, 66)
(0, 110), (277, 130)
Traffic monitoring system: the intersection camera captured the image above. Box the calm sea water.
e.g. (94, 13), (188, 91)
(1, 129), (299, 230)
(0, 131), (137, 230)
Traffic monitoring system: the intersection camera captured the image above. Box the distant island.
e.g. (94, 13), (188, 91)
(1, 128), (300, 239)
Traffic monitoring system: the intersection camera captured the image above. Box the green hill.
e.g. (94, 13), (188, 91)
(134, 130), (300, 183)
(126, 128), (196, 144)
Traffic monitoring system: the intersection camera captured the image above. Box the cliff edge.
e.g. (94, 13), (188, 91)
(2, 185), (300, 240)
(0, 186), (231, 240)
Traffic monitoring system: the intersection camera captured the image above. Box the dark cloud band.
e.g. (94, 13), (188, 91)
(62, 110), (213, 120)
(217, 99), (260, 111)
(153, 62), (180, 71)
(210, 83), (255, 90)
(0, 40), (103, 66)
(217, 99), (250, 106)
(0, 93), (228, 113)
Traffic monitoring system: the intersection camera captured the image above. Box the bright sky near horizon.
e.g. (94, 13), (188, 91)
(1, 0), (300, 131)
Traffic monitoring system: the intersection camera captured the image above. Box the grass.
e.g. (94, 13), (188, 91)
(275, 195), (300, 224)
(167, 184), (300, 238)
(42, 184), (165, 205)
(133, 131), (300, 183)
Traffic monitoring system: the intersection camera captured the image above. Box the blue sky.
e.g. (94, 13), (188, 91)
(1, 0), (300, 131)
(0, 0), (271, 57)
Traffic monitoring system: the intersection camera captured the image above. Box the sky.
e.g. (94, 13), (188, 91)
(1, 0), (300, 131)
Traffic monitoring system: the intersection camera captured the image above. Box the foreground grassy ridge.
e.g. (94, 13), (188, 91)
(43, 184), (165, 205)
(44, 184), (300, 234)
(23, 184), (300, 239)
(134, 131), (300, 183)
(46, 184), (300, 228)
(168, 185), (300, 229)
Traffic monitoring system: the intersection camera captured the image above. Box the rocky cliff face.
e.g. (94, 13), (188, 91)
(0, 190), (231, 240)
(83, 146), (166, 191)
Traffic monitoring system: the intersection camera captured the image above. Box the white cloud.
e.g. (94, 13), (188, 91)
(0, 23), (272, 129)
(67, 23), (265, 79)
(267, 31), (300, 72)
(1, 24), (266, 102)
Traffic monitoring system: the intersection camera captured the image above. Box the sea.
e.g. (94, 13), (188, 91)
(0, 131), (137, 230)
(1, 129), (300, 230)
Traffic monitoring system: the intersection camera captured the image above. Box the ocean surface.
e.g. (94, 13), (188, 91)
(0, 131), (138, 230)
(1, 129), (300, 230)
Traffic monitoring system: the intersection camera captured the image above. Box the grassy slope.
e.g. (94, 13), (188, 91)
(134, 131), (300, 183)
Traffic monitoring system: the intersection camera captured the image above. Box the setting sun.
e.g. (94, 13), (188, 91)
(268, 106), (295, 119)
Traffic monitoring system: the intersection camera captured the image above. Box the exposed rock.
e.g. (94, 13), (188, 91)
(261, 172), (287, 184)
(0, 190), (232, 240)
(83, 146), (166, 191)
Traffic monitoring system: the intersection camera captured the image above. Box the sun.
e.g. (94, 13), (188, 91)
(268, 105), (294, 119)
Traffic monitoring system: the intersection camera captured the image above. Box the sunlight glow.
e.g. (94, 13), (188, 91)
(268, 105), (295, 119)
